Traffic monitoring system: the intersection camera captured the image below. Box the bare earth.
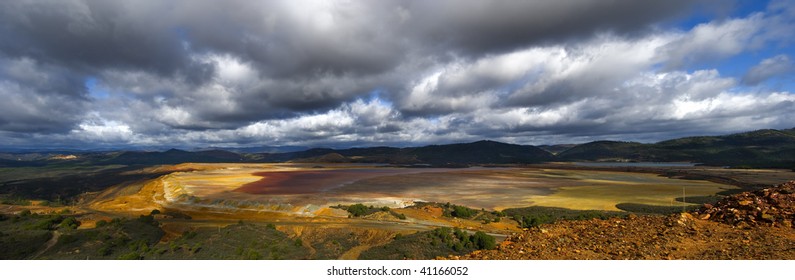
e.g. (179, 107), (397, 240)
(94, 163), (739, 216)
(452, 180), (795, 260)
(450, 213), (795, 260)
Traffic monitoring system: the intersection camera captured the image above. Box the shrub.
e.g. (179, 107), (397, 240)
(471, 231), (496, 250)
(451, 205), (474, 218)
(182, 230), (197, 240)
(118, 252), (141, 260)
(98, 246), (112, 256)
(59, 217), (80, 230)
(59, 234), (78, 244)
(346, 204), (369, 217)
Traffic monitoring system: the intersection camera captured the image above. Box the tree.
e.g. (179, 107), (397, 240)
(471, 231), (496, 250)
(346, 204), (369, 217)
(451, 205), (474, 218)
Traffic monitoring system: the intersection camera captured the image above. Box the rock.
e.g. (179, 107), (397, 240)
(698, 213), (711, 220)
(760, 213), (775, 222)
(677, 213), (695, 227)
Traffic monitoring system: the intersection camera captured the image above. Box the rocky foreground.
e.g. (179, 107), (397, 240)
(450, 181), (795, 260)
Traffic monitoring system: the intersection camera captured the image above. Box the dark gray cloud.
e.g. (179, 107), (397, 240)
(742, 54), (793, 85)
(0, 56), (88, 133)
(0, 0), (793, 149)
(401, 0), (695, 55)
(0, 1), (189, 75)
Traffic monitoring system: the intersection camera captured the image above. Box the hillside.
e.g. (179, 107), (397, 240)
(557, 128), (795, 168)
(452, 181), (795, 260)
(257, 140), (554, 165)
(1, 128), (793, 168)
(104, 149), (245, 165)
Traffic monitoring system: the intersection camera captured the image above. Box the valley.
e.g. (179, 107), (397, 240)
(3, 160), (793, 260)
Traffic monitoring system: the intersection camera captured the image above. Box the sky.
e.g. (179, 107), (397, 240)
(0, 0), (794, 150)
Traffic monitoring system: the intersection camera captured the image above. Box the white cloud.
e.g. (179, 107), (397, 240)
(71, 118), (134, 143)
(2, 1), (794, 148)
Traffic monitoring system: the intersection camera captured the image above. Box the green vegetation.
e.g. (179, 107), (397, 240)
(359, 227), (496, 260)
(58, 217), (80, 230)
(0, 196), (31, 206)
(44, 214), (163, 260)
(450, 205), (475, 218)
(0, 212), (55, 259)
(345, 203), (371, 217)
(502, 206), (627, 228)
(335, 203), (401, 218)
(614, 203), (701, 215)
(0, 164), (165, 202)
(149, 222), (310, 260)
(412, 202), (504, 223)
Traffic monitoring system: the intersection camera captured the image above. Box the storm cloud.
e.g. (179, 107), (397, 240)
(0, 0), (793, 149)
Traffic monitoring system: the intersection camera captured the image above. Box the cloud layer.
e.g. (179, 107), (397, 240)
(0, 0), (793, 149)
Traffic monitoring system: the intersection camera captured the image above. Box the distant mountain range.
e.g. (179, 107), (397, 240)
(1, 128), (794, 168)
(557, 128), (795, 168)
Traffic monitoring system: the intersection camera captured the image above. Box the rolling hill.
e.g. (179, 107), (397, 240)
(557, 128), (795, 168)
(1, 128), (793, 168)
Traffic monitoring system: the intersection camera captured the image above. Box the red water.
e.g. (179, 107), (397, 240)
(233, 169), (423, 195)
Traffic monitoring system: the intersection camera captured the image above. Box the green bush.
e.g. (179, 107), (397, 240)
(98, 246), (112, 256)
(471, 231), (496, 250)
(117, 252), (141, 260)
(58, 234), (78, 244)
(451, 205), (474, 218)
(182, 230), (197, 240)
(59, 217), (80, 230)
(346, 204), (369, 217)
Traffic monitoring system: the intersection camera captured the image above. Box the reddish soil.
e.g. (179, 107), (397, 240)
(449, 213), (795, 260)
(234, 169), (428, 195)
